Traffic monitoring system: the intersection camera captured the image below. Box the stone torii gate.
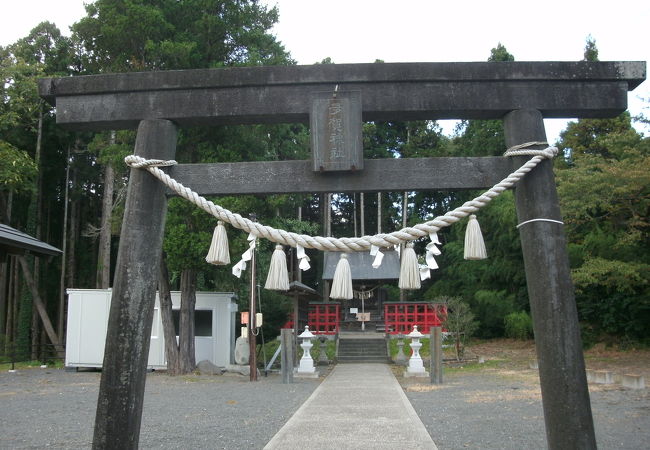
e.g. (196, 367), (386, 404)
(40, 61), (645, 449)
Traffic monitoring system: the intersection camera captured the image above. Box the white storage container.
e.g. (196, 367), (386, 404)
(65, 289), (237, 370)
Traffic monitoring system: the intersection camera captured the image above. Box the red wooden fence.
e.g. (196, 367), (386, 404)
(383, 302), (446, 334)
(308, 303), (340, 334)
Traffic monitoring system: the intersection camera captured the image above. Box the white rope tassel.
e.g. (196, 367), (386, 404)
(464, 215), (487, 260)
(264, 245), (290, 291)
(330, 253), (353, 300)
(399, 242), (421, 290)
(205, 221), (230, 265)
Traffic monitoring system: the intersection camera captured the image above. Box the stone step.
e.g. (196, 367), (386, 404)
(337, 337), (388, 363)
(339, 348), (386, 353)
(338, 340), (386, 346)
(621, 374), (645, 389)
(337, 356), (390, 363)
(338, 343), (386, 350)
(338, 351), (387, 357)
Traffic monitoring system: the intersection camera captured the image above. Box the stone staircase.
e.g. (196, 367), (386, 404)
(337, 335), (389, 363)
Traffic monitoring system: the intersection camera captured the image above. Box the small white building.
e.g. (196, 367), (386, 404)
(65, 289), (238, 370)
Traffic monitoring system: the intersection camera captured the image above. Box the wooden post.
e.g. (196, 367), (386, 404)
(17, 256), (59, 348)
(281, 328), (294, 384)
(430, 326), (443, 385)
(92, 119), (177, 450)
(504, 109), (596, 449)
(249, 235), (258, 382)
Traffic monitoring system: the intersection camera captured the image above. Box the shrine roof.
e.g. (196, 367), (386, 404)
(0, 224), (62, 257)
(322, 250), (400, 281)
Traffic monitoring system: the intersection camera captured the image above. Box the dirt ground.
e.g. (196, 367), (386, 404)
(464, 338), (650, 380)
(399, 339), (650, 449)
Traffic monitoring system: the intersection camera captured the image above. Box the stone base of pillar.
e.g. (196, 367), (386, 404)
(404, 368), (429, 378)
(295, 369), (319, 379)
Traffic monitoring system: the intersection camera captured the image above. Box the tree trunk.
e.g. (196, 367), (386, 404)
(31, 302), (39, 360)
(5, 257), (16, 348)
(96, 164), (114, 288)
(58, 147), (71, 340)
(96, 132), (116, 289)
(18, 256), (59, 348)
(158, 254), (180, 375)
(360, 192), (365, 236)
(377, 192), (382, 234)
(178, 268), (197, 373)
(67, 196), (78, 289)
(0, 259), (7, 337)
(326, 193), (332, 237)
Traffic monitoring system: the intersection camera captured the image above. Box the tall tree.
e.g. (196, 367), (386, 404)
(424, 44), (527, 337)
(554, 37), (650, 340)
(71, 0), (298, 372)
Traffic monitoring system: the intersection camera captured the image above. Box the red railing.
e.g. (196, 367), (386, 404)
(384, 302), (446, 335)
(281, 312), (294, 330)
(308, 303), (340, 335)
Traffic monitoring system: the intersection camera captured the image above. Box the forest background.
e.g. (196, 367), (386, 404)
(1, 1), (648, 370)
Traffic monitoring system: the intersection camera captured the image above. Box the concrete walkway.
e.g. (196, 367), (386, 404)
(264, 363), (437, 449)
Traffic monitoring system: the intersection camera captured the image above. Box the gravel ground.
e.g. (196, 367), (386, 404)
(402, 368), (650, 450)
(0, 368), (322, 449)
(1, 363), (648, 449)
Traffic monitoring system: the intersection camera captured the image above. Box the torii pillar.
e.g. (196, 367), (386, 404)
(92, 119), (177, 449)
(505, 109), (596, 448)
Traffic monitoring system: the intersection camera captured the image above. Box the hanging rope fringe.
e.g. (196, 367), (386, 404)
(125, 144), (556, 253)
(464, 215), (487, 260)
(205, 221), (230, 265)
(370, 245), (385, 268)
(232, 233), (256, 278)
(330, 253), (353, 300)
(264, 245), (290, 291)
(399, 243), (421, 290)
(296, 245), (311, 271)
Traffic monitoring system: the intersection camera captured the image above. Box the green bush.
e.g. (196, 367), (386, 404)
(504, 311), (533, 340)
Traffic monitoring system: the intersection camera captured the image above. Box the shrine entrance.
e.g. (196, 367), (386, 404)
(40, 61), (645, 450)
(323, 250), (399, 332)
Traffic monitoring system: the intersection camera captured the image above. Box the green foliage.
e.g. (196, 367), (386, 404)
(488, 43), (515, 62)
(88, 130), (135, 169)
(9, 21), (75, 76)
(583, 35), (599, 62)
(72, 0), (287, 71)
(504, 311), (534, 340)
(556, 71), (650, 340)
(0, 141), (37, 193)
(388, 337), (433, 359)
(473, 290), (516, 337)
(440, 296), (479, 360)
(0, 51), (44, 133)
(424, 192), (527, 337)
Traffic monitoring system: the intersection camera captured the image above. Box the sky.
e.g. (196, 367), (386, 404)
(2, 0), (648, 142)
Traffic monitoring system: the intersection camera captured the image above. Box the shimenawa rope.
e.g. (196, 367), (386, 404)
(124, 143), (557, 252)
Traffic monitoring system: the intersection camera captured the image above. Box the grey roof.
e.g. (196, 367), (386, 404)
(322, 250), (400, 281)
(0, 224), (62, 256)
(285, 281), (321, 299)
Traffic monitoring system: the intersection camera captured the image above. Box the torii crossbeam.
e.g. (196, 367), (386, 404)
(40, 61), (646, 450)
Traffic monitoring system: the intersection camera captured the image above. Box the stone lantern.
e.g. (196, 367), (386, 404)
(405, 325), (429, 378)
(297, 325), (317, 377)
(394, 333), (408, 366)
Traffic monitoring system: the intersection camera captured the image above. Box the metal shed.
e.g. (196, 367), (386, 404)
(65, 289), (238, 370)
